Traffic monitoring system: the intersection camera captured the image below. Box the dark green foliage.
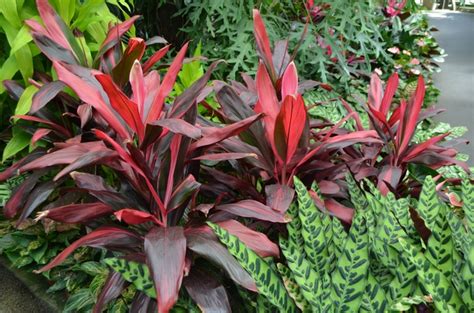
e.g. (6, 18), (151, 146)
(208, 222), (297, 312)
(273, 176), (474, 312)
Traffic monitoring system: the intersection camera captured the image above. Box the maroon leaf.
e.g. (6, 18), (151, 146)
(368, 73), (383, 110)
(54, 149), (118, 180)
(112, 38), (146, 87)
(324, 199), (354, 224)
(217, 220), (279, 257)
(380, 72), (399, 115)
(144, 227), (187, 313)
(17, 180), (57, 225)
(273, 94), (306, 163)
(377, 165), (403, 195)
(215, 200), (288, 223)
(95, 73), (144, 140)
(115, 209), (162, 226)
(36, 226), (142, 273)
(253, 9), (275, 79)
(146, 43), (188, 123)
(31, 128), (52, 146)
(13, 115), (71, 137)
(192, 113), (263, 150)
(265, 184), (295, 214)
(93, 271), (129, 313)
(37, 202), (114, 223)
(185, 227), (257, 291)
(192, 152), (257, 161)
(4, 171), (43, 218)
(183, 268), (231, 313)
(97, 16), (140, 61)
(30, 81), (66, 113)
(167, 175), (201, 212)
(151, 118), (201, 139)
(142, 45), (170, 73)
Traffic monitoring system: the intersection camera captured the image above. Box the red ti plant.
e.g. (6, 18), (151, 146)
(343, 72), (469, 195)
(383, 0), (407, 18)
(203, 10), (381, 219)
(1, 3), (286, 311)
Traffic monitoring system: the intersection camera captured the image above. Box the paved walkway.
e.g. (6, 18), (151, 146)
(0, 263), (52, 313)
(427, 11), (474, 162)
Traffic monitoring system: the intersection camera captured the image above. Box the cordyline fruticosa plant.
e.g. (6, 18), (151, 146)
(201, 10), (382, 223)
(0, 2), (289, 312)
(340, 72), (469, 198)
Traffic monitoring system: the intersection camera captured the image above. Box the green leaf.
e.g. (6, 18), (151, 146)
(332, 212), (369, 311)
(2, 126), (31, 162)
(0, 0), (21, 27)
(63, 289), (95, 313)
(207, 222), (297, 312)
(0, 54), (19, 94)
(104, 257), (156, 298)
(14, 44), (33, 83)
(9, 24), (33, 55)
(15, 84), (38, 116)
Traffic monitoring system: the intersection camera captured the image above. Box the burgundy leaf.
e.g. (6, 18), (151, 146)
(37, 202), (114, 223)
(95, 73), (144, 140)
(324, 199), (354, 224)
(30, 81), (66, 113)
(31, 128), (52, 145)
(253, 9), (275, 79)
(183, 268), (231, 313)
(144, 227), (187, 313)
(167, 175), (200, 212)
(281, 62), (298, 99)
(368, 73), (383, 110)
(115, 209), (162, 226)
(265, 184), (295, 213)
(380, 72), (399, 115)
(146, 43), (188, 123)
(112, 38), (146, 87)
(4, 171), (43, 218)
(130, 60), (146, 117)
(97, 16), (140, 60)
(150, 118), (201, 139)
(192, 152), (257, 161)
(54, 149), (118, 180)
(215, 200), (288, 223)
(273, 94), (307, 163)
(36, 226), (142, 273)
(192, 113), (263, 150)
(377, 165), (403, 195)
(142, 45), (170, 73)
(217, 220), (279, 258)
(185, 227), (257, 291)
(93, 271), (129, 313)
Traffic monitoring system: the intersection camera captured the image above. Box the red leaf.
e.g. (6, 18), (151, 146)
(281, 62), (298, 99)
(377, 165), (403, 195)
(191, 113), (263, 150)
(36, 226), (142, 273)
(144, 227), (187, 313)
(253, 9), (275, 79)
(93, 271), (128, 313)
(183, 269), (231, 313)
(255, 63), (280, 152)
(185, 227), (257, 291)
(36, 0), (75, 56)
(274, 94), (307, 162)
(97, 16), (140, 59)
(380, 73), (399, 115)
(146, 43), (189, 123)
(398, 76), (425, 155)
(143, 45), (171, 73)
(217, 220), (279, 258)
(112, 38), (146, 87)
(403, 133), (449, 161)
(13, 115), (71, 137)
(151, 118), (201, 139)
(37, 202), (114, 223)
(30, 81), (66, 113)
(368, 73), (383, 110)
(53, 61), (131, 140)
(265, 184), (295, 213)
(53, 149), (118, 180)
(20, 141), (108, 172)
(192, 152), (257, 161)
(115, 209), (162, 226)
(215, 200), (288, 223)
(324, 199), (354, 224)
(31, 128), (52, 146)
(95, 73), (144, 140)
(130, 60), (146, 117)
